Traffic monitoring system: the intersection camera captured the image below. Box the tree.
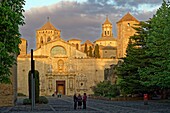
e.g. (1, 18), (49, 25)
(84, 43), (88, 55)
(92, 81), (120, 98)
(116, 21), (150, 94)
(139, 0), (170, 92)
(28, 70), (40, 103)
(0, 0), (25, 83)
(94, 44), (100, 58)
(88, 46), (93, 57)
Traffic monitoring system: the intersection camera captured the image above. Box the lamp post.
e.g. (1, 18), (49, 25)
(31, 49), (35, 110)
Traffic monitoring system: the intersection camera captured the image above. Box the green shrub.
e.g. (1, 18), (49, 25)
(92, 81), (120, 98)
(18, 93), (26, 97)
(23, 98), (31, 105)
(39, 96), (48, 104)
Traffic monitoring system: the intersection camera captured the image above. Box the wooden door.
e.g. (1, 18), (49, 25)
(58, 85), (64, 95)
(56, 81), (65, 95)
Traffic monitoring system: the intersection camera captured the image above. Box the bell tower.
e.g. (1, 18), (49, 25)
(117, 12), (139, 58)
(101, 15), (113, 37)
(36, 17), (61, 49)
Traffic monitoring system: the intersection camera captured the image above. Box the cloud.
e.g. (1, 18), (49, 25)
(114, 0), (162, 7)
(19, 0), (162, 52)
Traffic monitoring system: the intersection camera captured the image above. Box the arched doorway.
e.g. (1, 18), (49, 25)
(56, 81), (65, 95)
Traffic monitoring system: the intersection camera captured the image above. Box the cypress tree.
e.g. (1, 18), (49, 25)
(94, 44), (100, 58)
(89, 46), (93, 57)
(28, 70), (40, 103)
(84, 43), (88, 55)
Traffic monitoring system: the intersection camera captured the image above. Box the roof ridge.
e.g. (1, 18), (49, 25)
(117, 12), (139, 23)
(38, 21), (59, 31)
(85, 40), (92, 44)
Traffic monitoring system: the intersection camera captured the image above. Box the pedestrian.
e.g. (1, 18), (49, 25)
(73, 93), (77, 110)
(83, 93), (87, 109)
(77, 94), (82, 109)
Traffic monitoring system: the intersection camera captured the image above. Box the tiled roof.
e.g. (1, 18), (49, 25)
(38, 21), (59, 31)
(117, 12), (139, 23)
(95, 36), (116, 42)
(84, 40), (92, 44)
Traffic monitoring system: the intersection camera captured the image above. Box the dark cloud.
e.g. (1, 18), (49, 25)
(114, 0), (162, 7)
(19, 0), (162, 52)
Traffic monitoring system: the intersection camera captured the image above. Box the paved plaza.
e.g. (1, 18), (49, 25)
(0, 96), (170, 113)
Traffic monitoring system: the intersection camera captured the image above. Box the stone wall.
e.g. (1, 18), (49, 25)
(17, 57), (118, 96)
(0, 63), (17, 107)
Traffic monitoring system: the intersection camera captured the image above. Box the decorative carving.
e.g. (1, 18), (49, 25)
(40, 76), (45, 92)
(47, 65), (52, 73)
(48, 80), (53, 92)
(58, 59), (64, 72)
(76, 74), (87, 91)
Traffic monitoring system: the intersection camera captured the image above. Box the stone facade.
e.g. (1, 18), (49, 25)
(117, 13), (139, 58)
(0, 61), (17, 107)
(17, 13), (138, 96)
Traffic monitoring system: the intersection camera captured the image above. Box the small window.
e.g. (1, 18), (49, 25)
(76, 43), (79, 49)
(128, 23), (130, 26)
(47, 37), (51, 42)
(105, 51), (107, 53)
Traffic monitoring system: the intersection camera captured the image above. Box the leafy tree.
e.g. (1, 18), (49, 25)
(139, 0), (170, 92)
(116, 21), (150, 94)
(88, 46), (93, 57)
(0, 0), (25, 83)
(92, 81), (120, 98)
(94, 44), (100, 58)
(84, 43), (88, 55)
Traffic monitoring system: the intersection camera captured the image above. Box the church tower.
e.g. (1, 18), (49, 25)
(95, 15), (116, 47)
(101, 15), (113, 37)
(18, 38), (27, 56)
(36, 17), (61, 49)
(116, 12), (139, 58)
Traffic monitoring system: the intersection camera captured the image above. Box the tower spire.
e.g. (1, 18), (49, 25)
(106, 15), (108, 20)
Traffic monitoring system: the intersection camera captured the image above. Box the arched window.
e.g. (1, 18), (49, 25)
(76, 44), (79, 50)
(51, 46), (66, 56)
(40, 37), (43, 44)
(47, 36), (51, 42)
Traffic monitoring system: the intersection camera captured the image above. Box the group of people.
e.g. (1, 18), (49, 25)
(52, 91), (62, 98)
(73, 93), (87, 110)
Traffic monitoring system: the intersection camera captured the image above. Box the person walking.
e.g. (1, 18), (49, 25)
(83, 93), (87, 109)
(73, 94), (78, 110)
(77, 94), (82, 109)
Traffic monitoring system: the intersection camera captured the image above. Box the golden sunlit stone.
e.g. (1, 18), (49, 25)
(17, 13), (138, 96)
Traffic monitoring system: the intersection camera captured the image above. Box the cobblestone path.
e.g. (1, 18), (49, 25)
(0, 96), (170, 113)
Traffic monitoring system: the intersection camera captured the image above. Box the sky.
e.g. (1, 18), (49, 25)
(20, 0), (163, 52)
